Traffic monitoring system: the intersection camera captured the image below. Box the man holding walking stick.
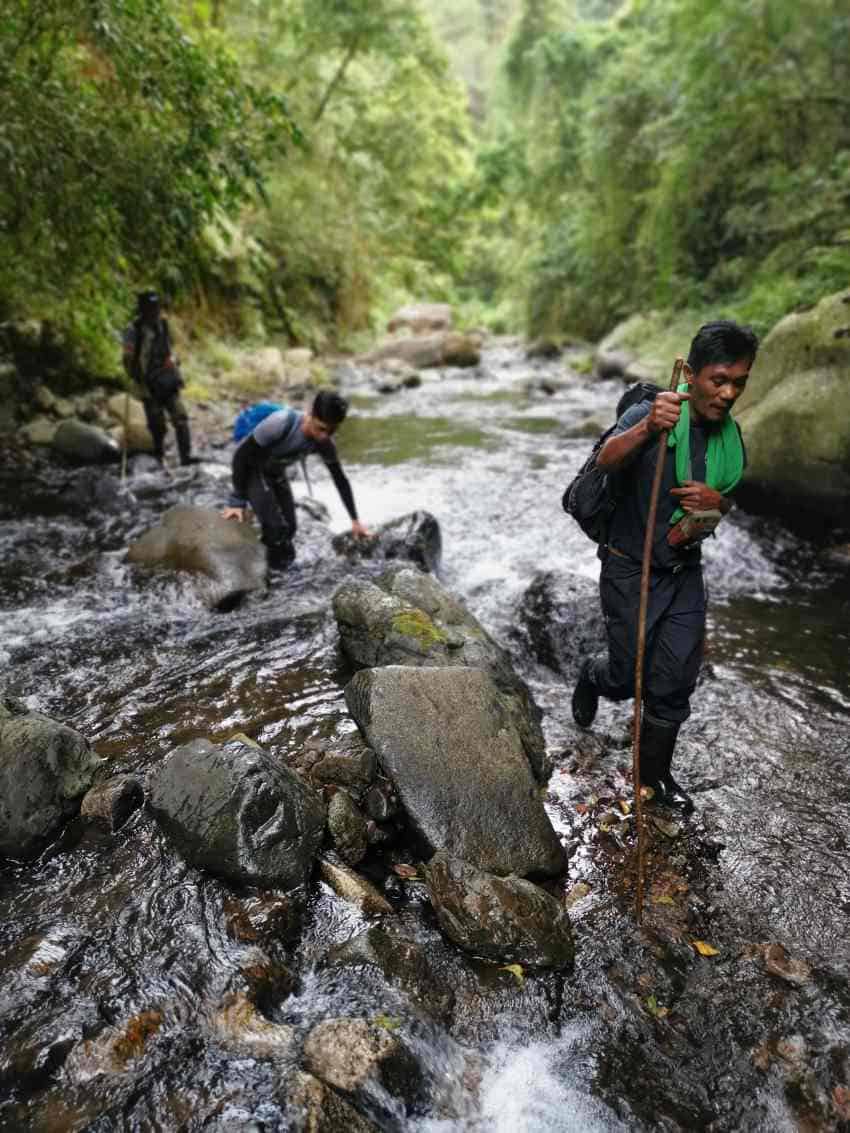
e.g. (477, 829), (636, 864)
(571, 321), (759, 811)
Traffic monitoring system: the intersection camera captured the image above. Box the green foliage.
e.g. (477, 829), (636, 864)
(487, 0), (850, 339)
(0, 0), (293, 372)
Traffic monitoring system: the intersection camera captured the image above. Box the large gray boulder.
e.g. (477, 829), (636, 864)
(333, 565), (548, 781)
(147, 738), (325, 890)
(345, 667), (565, 878)
(512, 570), (606, 679)
(359, 331), (481, 369)
(51, 419), (121, 464)
(734, 290), (850, 534)
(127, 505), (267, 611)
(333, 511), (442, 574)
(422, 854), (575, 969)
(0, 700), (102, 859)
(387, 303), (453, 335)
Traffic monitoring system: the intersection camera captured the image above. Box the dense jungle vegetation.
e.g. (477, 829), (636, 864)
(1, 0), (848, 374)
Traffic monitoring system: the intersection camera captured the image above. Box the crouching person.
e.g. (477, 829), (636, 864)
(221, 391), (371, 571)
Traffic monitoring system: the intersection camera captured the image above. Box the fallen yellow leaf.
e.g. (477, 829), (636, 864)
(499, 964), (525, 985)
(692, 940), (720, 957)
(652, 894), (675, 906)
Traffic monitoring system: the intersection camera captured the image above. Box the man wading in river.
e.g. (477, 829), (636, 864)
(221, 391), (371, 571)
(571, 321), (758, 811)
(122, 291), (198, 466)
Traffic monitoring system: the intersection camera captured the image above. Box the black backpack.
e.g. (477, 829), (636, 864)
(561, 381), (660, 544)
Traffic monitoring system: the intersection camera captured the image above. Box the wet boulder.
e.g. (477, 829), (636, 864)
(127, 505), (267, 611)
(334, 565), (548, 781)
(105, 393), (155, 454)
(326, 790), (369, 865)
(512, 570), (605, 679)
(422, 854), (575, 970)
(324, 926), (454, 1023)
(333, 510), (442, 574)
(52, 419), (121, 464)
(286, 1071), (381, 1132)
(0, 700), (103, 859)
(79, 774), (144, 832)
(359, 331), (481, 370)
(303, 1017), (422, 1107)
(56, 467), (129, 517)
(147, 738), (325, 890)
(318, 855), (394, 915)
(734, 289), (850, 536)
(387, 303), (453, 335)
(345, 666), (565, 879)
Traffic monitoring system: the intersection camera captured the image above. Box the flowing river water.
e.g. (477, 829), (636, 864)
(1, 340), (848, 1131)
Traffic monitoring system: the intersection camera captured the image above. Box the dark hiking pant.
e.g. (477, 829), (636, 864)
(143, 394), (190, 462)
(589, 551), (706, 725)
(245, 466), (297, 567)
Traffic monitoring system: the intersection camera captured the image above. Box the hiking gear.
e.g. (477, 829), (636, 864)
(148, 366), (182, 404)
(668, 382), (744, 524)
(137, 290), (159, 312)
(562, 381), (660, 544)
(232, 402), (284, 443)
(266, 538), (296, 572)
(660, 771), (694, 813)
(175, 421), (193, 465)
(571, 658), (599, 728)
(666, 507), (722, 548)
(632, 357), (684, 923)
(639, 712), (680, 792)
(595, 549), (705, 723)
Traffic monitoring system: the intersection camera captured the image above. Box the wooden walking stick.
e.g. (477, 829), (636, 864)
(632, 355), (684, 923)
(120, 390), (130, 489)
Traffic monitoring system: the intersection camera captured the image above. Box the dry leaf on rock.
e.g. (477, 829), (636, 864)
(692, 940), (720, 957)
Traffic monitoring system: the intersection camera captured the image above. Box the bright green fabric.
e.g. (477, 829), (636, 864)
(667, 382), (744, 523)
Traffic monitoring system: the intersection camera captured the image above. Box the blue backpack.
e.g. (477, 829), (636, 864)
(232, 401), (284, 443)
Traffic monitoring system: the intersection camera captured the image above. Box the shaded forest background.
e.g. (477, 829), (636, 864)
(1, 0), (848, 380)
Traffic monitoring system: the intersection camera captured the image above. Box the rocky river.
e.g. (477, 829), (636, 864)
(1, 339), (849, 1131)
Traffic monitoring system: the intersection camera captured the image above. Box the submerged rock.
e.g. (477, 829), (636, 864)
(79, 774), (144, 832)
(334, 565), (548, 780)
(303, 1017), (421, 1103)
(127, 505), (267, 611)
(325, 926), (455, 1023)
(333, 510), (442, 574)
(345, 666), (565, 878)
(147, 738), (325, 890)
(422, 854), (575, 970)
(512, 569), (606, 679)
(0, 702), (102, 859)
(286, 1071), (380, 1132)
(318, 855), (394, 916)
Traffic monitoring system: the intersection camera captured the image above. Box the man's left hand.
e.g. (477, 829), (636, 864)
(351, 520), (374, 539)
(669, 480), (724, 512)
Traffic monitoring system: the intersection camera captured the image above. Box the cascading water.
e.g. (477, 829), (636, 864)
(1, 340), (848, 1131)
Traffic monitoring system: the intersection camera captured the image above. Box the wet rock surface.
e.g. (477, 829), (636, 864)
(0, 702), (102, 858)
(148, 738), (325, 889)
(1, 340), (849, 1132)
(422, 853), (575, 969)
(127, 504), (267, 610)
(334, 564), (549, 779)
(345, 666), (565, 878)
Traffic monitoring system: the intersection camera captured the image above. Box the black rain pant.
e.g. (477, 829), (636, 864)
(590, 551), (706, 725)
(245, 467), (297, 567)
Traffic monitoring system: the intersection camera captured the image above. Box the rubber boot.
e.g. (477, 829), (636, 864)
(640, 712), (694, 813)
(266, 539), (296, 574)
(175, 421), (199, 466)
(571, 658), (599, 728)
